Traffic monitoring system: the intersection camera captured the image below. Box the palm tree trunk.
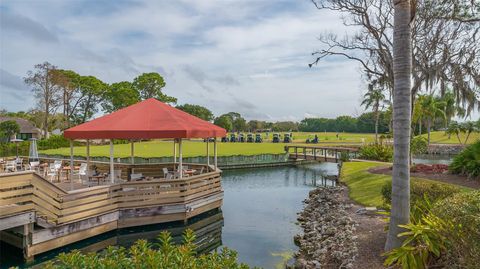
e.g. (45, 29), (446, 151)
(464, 131), (471, 145)
(385, 0), (412, 251)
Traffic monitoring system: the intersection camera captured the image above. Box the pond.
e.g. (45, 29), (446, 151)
(412, 154), (453, 165)
(0, 162), (339, 269)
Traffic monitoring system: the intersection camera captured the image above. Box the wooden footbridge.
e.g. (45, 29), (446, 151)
(286, 145), (359, 163)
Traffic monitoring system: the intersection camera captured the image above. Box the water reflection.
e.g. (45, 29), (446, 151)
(0, 210), (224, 269)
(220, 163), (338, 268)
(413, 154), (453, 165)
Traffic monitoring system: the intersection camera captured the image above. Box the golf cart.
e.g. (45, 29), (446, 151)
(255, 133), (263, 143)
(238, 133), (245, 142)
(272, 133), (280, 143)
(246, 133), (254, 142)
(230, 133), (237, 142)
(221, 136), (229, 142)
(306, 135), (319, 144)
(283, 133), (292, 143)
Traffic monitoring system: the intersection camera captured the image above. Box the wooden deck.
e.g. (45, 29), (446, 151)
(0, 164), (223, 260)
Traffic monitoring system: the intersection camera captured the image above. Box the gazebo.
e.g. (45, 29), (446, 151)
(63, 98), (226, 188)
(0, 99), (227, 259)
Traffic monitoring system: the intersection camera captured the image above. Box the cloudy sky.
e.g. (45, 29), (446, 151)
(1, 0), (388, 121)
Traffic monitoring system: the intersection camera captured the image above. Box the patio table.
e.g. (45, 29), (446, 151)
(62, 166), (81, 181)
(90, 174), (107, 186)
(183, 169), (197, 176)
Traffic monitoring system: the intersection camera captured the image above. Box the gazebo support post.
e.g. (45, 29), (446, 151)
(86, 139), (90, 179)
(178, 138), (183, 179)
(173, 139), (177, 171)
(130, 140), (135, 174)
(214, 138), (217, 170)
(69, 140), (74, 191)
(206, 139), (210, 167)
(110, 140), (114, 183)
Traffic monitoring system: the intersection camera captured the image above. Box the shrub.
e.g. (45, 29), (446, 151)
(449, 140), (480, 179)
(431, 191), (480, 268)
(384, 213), (449, 269)
(37, 135), (71, 150)
(358, 144), (393, 162)
(385, 191), (480, 269)
(381, 180), (460, 208)
(339, 151), (350, 162)
(41, 229), (255, 269)
(410, 136), (428, 155)
(0, 141), (29, 157)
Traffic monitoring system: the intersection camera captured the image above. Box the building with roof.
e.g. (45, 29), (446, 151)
(0, 116), (41, 141)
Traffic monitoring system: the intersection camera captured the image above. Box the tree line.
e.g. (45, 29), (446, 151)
(22, 62), (176, 137)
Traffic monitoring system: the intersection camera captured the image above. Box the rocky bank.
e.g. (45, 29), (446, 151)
(292, 186), (358, 269)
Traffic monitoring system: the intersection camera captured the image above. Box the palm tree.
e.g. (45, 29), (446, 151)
(385, 0), (412, 251)
(461, 121), (477, 145)
(442, 91), (456, 128)
(418, 94), (446, 144)
(361, 85), (387, 144)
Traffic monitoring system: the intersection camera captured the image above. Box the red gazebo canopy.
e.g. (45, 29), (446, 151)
(64, 98), (226, 139)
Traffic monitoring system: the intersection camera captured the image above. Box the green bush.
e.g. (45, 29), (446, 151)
(384, 213), (449, 269)
(385, 191), (480, 269)
(37, 135), (73, 150)
(431, 191), (480, 268)
(381, 180), (460, 208)
(358, 144), (393, 162)
(0, 141), (29, 157)
(449, 140), (480, 179)
(410, 136), (428, 155)
(41, 229), (255, 269)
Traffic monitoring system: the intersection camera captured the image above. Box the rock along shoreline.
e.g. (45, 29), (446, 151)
(290, 186), (358, 269)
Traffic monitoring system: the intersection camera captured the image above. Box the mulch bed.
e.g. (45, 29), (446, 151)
(369, 166), (480, 189)
(339, 187), (386, 269)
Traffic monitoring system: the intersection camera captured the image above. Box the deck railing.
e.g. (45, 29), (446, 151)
(0, 168), (222, 226)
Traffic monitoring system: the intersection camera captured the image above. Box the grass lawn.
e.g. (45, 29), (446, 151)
(340, 161), (471, 208)
(40, 140), (290, 158)
(419, 131), (480, 144)
(40, 130), (478, 158)
(40, 132), (378, 158)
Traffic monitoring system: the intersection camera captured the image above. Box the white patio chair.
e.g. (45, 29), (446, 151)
(15, 158), (23, 171)
(130, 173), (143, 181)
(30, 161), (40, 172)
(74, 163), (88, 180)
(46, 163), (58, 182)
(113, 169), (123, 183)
(163, 167), (173, 178)
(5, 161), (16, 172)
(196, 167), (205, 175)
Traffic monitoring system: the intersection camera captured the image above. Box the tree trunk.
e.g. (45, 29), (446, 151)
(44, 112), (49, 139)
(464, 131), (471, 145)
(375, 109), (379, 144)
(385, 0), (412, 251)
(418, 117), (422, 135)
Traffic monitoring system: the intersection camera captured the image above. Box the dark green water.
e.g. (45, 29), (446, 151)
(0, 163), (338, 269)
(413, 154), (453, 165)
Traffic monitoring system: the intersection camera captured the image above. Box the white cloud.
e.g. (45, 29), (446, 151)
(0, 0), (378, 121)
